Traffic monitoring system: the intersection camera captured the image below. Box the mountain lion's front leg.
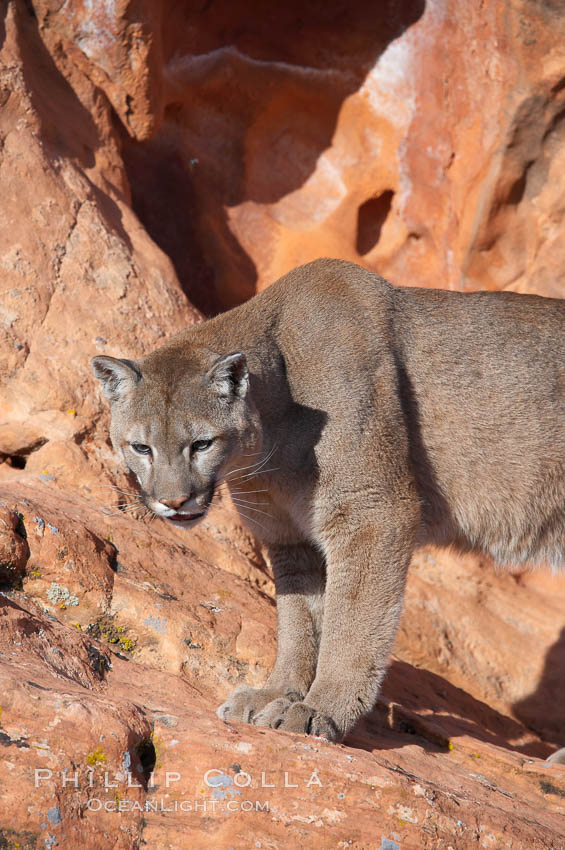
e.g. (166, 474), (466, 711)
(217, 543), (325, 725)
(258, 498), (419, 741)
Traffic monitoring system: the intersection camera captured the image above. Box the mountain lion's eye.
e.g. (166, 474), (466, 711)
(131, 443), (152, 455)
(192, 438), (214, 453)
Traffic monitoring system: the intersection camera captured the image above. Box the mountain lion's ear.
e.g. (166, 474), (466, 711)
(91, 356), (142, 402)
(204, 352), (249, 400)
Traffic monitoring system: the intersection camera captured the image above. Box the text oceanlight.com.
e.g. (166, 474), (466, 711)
(86, 798), (270, 813)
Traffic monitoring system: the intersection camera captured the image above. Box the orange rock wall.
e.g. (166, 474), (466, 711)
(20, 0), (565, 317)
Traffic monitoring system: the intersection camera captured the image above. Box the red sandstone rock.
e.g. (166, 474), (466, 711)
(0, 480), (564, 849)
(104, 0), (565, 308)
(0, 2), (198, 465)
(0, 506), (29, 584)
(1, 1), (565, 847)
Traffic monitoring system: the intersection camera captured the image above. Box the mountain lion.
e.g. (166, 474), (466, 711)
(92, 258), (565, 743)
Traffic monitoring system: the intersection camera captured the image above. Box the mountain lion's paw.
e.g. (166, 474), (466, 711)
(254, 699), (340, 741)
(217, 685), (283, 724)
(251, 697), (293, 729)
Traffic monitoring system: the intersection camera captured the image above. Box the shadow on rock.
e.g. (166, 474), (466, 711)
(513, 625), (565, 748)
(346, 660), (553, 759)
(121, 0), (426, 315)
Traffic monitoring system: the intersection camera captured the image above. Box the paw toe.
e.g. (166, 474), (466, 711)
(252, 697), (292, 729)
(278, 702), (341, 741)
(217, 686), (268, 724)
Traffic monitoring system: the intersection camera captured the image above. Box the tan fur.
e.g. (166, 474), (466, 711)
(92, 259), (565, 742)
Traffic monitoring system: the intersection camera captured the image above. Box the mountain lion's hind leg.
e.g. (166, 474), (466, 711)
(217, 543), (324, 725)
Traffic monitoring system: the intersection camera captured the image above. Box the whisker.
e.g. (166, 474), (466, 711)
(223, 443), (278, 482)
(212, 497), (269, 508)
(101, 501), (145, 514)
(101, 484), (141, 497)
(229, 497), (270, 506)
(212, 503), (269, 534)
(244, 443), (278, 476)
(113, 497), (145, 505)
(253, 442), (278, 471)
(230, 499), (274, 518)
(223, 471), (273, 488)
(113, 496), (143, 505)
(232, 466), (280, 483)
(229, 488), (268, 496)
(222, 459), (266, 480)
(211, 489), (268, 502)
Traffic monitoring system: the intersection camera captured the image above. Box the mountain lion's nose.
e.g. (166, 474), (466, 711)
(159, 496), (189, 510)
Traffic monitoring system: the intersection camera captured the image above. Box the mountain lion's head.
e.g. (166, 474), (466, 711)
(92, 346), (261, 527)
